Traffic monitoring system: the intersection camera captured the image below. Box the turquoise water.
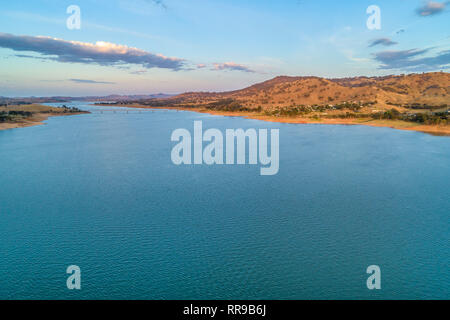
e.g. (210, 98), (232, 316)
(0, 102), (449, 300)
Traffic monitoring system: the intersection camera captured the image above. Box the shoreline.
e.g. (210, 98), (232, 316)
(0, 112), (86, 132)
(97, 104), (450, 136)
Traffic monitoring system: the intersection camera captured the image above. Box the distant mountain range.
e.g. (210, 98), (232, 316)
(0, 93), (174, 105)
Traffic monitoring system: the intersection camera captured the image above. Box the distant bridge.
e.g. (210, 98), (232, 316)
(89, 109), (167, 114)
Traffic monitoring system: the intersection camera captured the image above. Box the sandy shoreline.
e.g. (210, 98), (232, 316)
(97, 104), (450, 136)
(0, 112), (86, 132)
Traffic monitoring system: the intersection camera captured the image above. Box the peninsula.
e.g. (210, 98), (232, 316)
(0, 104), (88, 131)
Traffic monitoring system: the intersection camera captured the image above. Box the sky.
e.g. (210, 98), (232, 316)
(0, 0), (449, 96)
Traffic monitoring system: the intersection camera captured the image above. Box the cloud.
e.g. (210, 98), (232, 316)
(0, 32), (185, 70)
(119, 0), (168, 16)
(416, 1), (448, 16)
(369, 38), (398, 47)
(69, 79), (115, 84)
(149, 0), (167, 9)
(373, 48), (450, 71)
(13, 54), (50, 62)
(374, 49), (429, 64)
(212, 62), (255, 73)
(129, 70), (148, 75)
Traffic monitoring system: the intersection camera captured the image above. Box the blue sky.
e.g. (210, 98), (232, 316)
(0, 0), (448, 96)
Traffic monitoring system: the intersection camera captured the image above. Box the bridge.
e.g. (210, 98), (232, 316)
(89, 109), (165, 114)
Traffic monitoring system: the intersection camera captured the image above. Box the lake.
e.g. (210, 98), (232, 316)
(0, 102), (449, 299)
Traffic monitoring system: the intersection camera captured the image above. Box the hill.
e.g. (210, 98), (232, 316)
(167, 72), (449, 112)
(105, 72), (449, 136)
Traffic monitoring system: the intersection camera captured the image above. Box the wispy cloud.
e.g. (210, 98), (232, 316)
(149, 0), (167, 9)
(0, 32), (185, 70)
(69, 79), (115, 84)
(119, 0), (168, 16)
(369, 38), (398, 47)
(3, 10), (167, 42)
(374, 49), (429, 64)
(373, 48), (450, 71)
(13, 54), (50, 62)
(129, 70), (148, 75)
(416, 1), (448, 16)
(212, 62), (255, 73)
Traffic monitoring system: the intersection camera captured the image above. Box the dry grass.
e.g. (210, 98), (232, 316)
(0, 104), (87, 131)
(0, 104), (66, 113)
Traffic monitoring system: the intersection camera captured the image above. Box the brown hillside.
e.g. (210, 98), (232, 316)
(169, 72), (449, 112)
